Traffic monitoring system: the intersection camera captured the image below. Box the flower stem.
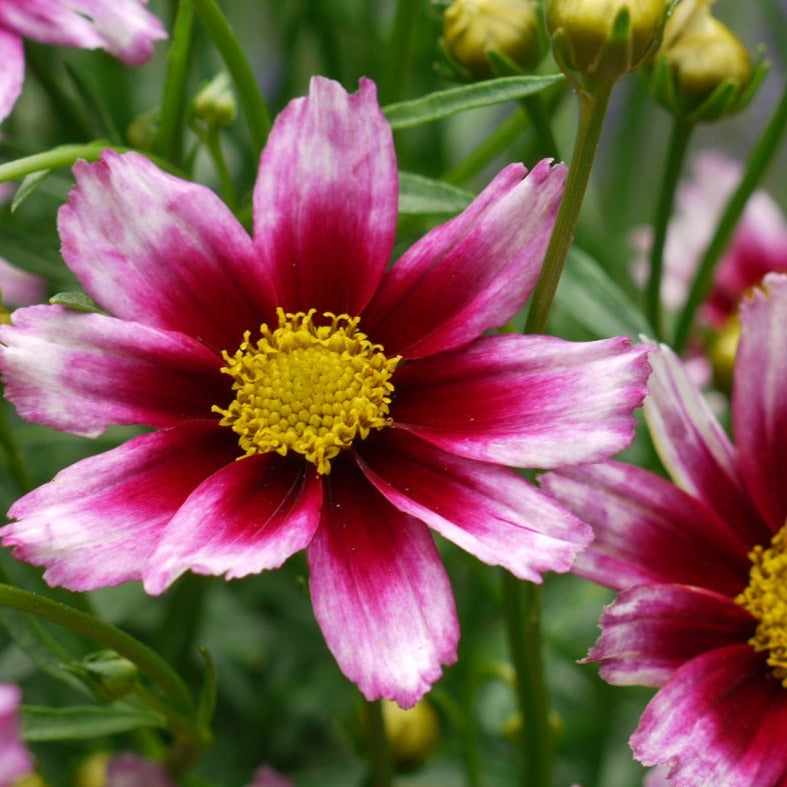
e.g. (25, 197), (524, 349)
(524, 78), (615, 335)
(379, 0), (422, 105)
(645, 118), (693, 341)
(190, 0), (271, 158)
(153, 0), (195, 167)
(673, 77), (787, 354)
(502, 572), (551, 787)
(363, 698), (393, 787)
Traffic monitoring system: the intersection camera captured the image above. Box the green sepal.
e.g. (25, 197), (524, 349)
(49, 292), (105, 313)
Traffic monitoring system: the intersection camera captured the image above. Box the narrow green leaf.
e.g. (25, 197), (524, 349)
(382, 75), (564, 130)
(398, 171), (473, 215)
(21, 704), (165, 741)
(10, 171), (51, 212)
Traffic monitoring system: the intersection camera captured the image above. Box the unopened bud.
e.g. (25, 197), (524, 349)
(443, 0), (545, 77)
(380, 698), (440, 772)
(68, 650), (139, 703)
(193, 73), (238, 128)
(707, 312), (740, 391)
(547, 0), (670, 80)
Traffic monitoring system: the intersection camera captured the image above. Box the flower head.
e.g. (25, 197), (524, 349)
(0, 77), (650, 706)
(0, 683), (33, 786)
(542, 272), (787, 783)
(0, 0), (166, 123)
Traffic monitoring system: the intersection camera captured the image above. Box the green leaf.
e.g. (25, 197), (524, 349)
(49, 292), (104, 313)
(10, 171), (52, 213)
(382, 75), (565, 129)
(552, 248), (653, 339)
(21, 704), (165, 741)
(398, 172), (473, 215)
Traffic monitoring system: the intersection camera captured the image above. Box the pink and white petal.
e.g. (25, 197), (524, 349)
(59, 150), (276, 353)
(307, 458), (458, 708)
(0, 306), (226, 437)
(144, 454), (322, 594)
(734, 273), (787, 533)
(0, 421), (238, 591)
(0, 684), (33, 785)
(586, 585), (755, 688)
(0, 0), (165, 65)
(540, 462), (750, 596)
(356, 430), (591, 582)
(363, 160), (565, 359)
(0, 257), (46, 306)
(632, 645), (787, 786)
(0, 28), (23, 124)
(253, 77), (397, 316)
(645, 343), (769, 546)
(392, 334), (650, 468)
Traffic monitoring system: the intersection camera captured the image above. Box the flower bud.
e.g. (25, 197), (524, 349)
(651, 0), (759, 121)
(380, 698), (440, 772)
(68, 650), (139, 703)
(707, 312), (739, 392)
(546, 0), (670, 79)
(443, 0), (546, 77)
(193, 72), (238, 128)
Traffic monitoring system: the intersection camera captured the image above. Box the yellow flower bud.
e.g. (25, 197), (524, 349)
(443, 0), (545, 77)
(193, 73), (238, 128)
(73, 752), (111, 787)
(708, 312), (740, 392)
(546, 0), (670, 79)
(380, 698), (440, 772)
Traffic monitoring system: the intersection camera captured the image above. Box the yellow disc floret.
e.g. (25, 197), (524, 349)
(213, 308), (399, 475)
(736, 525), (787, 686)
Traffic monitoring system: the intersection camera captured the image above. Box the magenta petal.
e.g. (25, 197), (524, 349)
(631, 645), (787, 786)
(307, 459), (458, 707)
(0, 258), (46, 307)
(0, 29), (23, 123)
(0, 684), (33, 785)
(540, 462), (750, 596)
(644, 343), (768, 546)
(59, 150), (276, 353)
(734, 273), (787, 532)
(0, 306), (227, 437)
(392, 333), (650, 467)
(356, 430), (591, 581)
(0, 421), (238, 591)
(586, 585), (754, 688)
(363, 160), (566, 358)
(144, 455), (322, 593)
(253, 77), (397, 316)
(0, 0), (166, 65)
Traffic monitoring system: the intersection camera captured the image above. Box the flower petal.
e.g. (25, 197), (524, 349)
(734, 273), (787, 532)
(144, 455), (322, 594)
(631, 645), (787, 786)
(0, 0), (166, 65)
(0, 29), (23, 123)
(0, 306), (226, 437)
(253, 77), (397, 316)
(392, 333), (650, 467)
(0, 257), (46, 307)
(0, 684), (33, 785)
(363, 159), (565, 358)
(644, 343), (769, 546)
(586, 584), (754, 687)
(0, 421), (238, 591)
(58, 150), (276, 353)
(540, 462), (750, 596)
(356, 430), (591, 582)
(307, 458), (458, 707)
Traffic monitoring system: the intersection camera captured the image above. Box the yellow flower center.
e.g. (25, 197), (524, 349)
(213, 308), (399, 475)
(736, 525), (787, 686)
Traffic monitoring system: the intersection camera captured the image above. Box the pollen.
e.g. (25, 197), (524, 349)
(736, 525), (787, 687)
(213, 308), (399, 475)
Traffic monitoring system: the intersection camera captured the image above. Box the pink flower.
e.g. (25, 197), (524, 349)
(542, 272), (787, 784)
(632, 152), (787, 326)
(0, 257), (46, 308)
(0, 0), (166, 123)
(106, 753), (175, 787)
(0, 684), (33, 786)
(0, 77), (650, 706)
(248, 765), (292, 787)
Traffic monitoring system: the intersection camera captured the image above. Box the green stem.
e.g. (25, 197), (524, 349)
(153, 0), (195, 167)
(379, 0), (422, 105)
(364, 699), (393, 787)
(190, 0), (271, 158)
(524, 79), (615, 334)
(673, 77), (787, 353)
(502, 573), (551, 787)
(0, 585), (197, 724)
(0, 402), (34, 495)
(204, 128), (237, 210)
(646, 118), (693, 340)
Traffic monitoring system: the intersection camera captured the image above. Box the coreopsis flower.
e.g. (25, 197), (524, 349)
(0, 683), (33, 786)
(0, 0), (166, 123)
(0, 77), (650, 706)
(542, 272), (787, 784)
